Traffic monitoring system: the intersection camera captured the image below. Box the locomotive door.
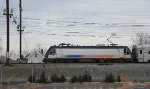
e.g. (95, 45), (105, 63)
(143, 49), (150, 62)
(138, 48), (144, 62)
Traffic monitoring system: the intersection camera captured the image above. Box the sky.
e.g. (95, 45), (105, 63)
(0, 0), (150, 56)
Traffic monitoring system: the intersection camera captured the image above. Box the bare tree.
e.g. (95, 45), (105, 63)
(22, 49), (29, 58)
(0, 38), (4, 63)
(0, 37), (3, 54)
(36, 44), (41, 50)
(132, 33), (150, 45)
(36, 44), (47, 55)
(9, 49), (18, 60)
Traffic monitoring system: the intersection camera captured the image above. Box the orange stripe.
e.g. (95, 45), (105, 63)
(95, 55), (113, 58)
(82, 55), (113, 58)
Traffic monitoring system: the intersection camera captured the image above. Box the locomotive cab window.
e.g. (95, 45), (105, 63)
(124, 49), (129, 55)
(50, 48), (56, 55)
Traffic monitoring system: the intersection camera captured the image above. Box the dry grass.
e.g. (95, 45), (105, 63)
(0, 82), (150, 89)
(24, 83), (40, 89)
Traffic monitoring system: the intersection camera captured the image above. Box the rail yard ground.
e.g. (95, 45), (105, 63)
(0, 63), (150, 89)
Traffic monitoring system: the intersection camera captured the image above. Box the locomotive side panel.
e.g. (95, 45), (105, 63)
(44, 45), (132, 63)
(56, 48), (120, 59)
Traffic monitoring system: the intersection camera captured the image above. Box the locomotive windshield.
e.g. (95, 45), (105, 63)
(124, 49), (130, 55)
(50, 48), (56, 55)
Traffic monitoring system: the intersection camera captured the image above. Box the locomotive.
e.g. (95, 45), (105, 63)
(43, 43), (133, 63)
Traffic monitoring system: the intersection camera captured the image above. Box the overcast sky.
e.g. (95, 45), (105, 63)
(1, 0), (150, 56)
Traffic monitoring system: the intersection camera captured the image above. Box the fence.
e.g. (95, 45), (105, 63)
(0, 63), (150, 84)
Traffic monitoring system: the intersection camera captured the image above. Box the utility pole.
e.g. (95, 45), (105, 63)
(3, 0), (13, 65)
(17, 0), (24, 62)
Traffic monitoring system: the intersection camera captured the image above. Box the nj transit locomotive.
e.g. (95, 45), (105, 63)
(43, 43), (132, 63)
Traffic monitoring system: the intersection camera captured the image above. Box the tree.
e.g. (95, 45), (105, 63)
(132, 33), (150, 45)
(51, 74), (60, 83)
(70, 71), (92, 83)
(22, 49), (30, 58)
(35, 44), (47, 55)
(28, 74), (36, 83)
(70, 76), (78, 83)
(116, 75), (121, 82)
(9, 50), (17, 60)
(60, 75), (66, 82)
(0, 56), (5, 63)
(38, 71), (47, 83)
(82, 71), (92, 82)
(78, 75), (83, 83)
(132, 45), (138, 62)
(0, 37), (3, 55)
(104, 74), (115, 83)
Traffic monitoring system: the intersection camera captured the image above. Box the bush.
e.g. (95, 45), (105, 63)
(28, 74), (36, 83)
(51, 74), (60, 83)
(70, 76), (78, 83)
(104, 74), (115, 83)
(70, 71), (92, 83)
(78, 75), (83, 83)
(116, 75), (121, 82)
(37, 71), (47, 83)
(60, 75), (66, 82)
(82, 72), (92, 82)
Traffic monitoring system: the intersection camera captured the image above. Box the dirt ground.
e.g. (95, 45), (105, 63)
(0, 82), (150, 89)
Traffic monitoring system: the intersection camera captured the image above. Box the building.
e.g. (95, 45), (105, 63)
(137, 44), (150, 62)
(27, 50), (44, 63)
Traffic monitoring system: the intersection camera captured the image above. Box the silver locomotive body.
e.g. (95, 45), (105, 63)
(44, 45), (132, 63)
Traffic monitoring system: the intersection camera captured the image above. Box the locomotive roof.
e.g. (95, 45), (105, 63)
(50, 45), (129, 49)
(45, 45), (131, 58)
(137, 44), (150, 48)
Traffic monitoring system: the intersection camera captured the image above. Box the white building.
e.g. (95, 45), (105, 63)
(137, 44), (150, 62)
(27, 50), (44, 63)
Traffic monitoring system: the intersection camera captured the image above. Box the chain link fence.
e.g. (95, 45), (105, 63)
(0, 63), (150, 86)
